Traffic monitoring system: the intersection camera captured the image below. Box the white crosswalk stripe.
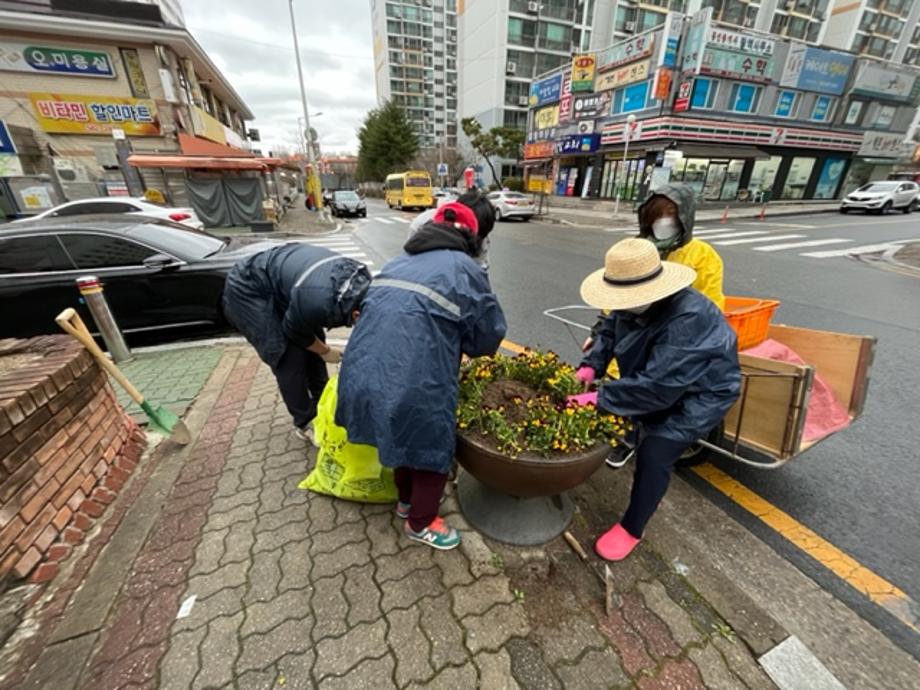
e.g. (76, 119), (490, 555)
(291, 235), (375, 266)
(713, 234), (805, 246)
(739, 221), (816, 229)
(800, 241), (908, 258)
(376, 217), (394, 224)
(694, 228), (739, 236)
(389, 216), (411, 224)
(694, 231), (769, 240)
(753, 238), (851, 252)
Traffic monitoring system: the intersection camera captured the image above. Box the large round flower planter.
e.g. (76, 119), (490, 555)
(455, 432), (608, 545)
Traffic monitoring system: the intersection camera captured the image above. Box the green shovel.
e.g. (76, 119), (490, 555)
(55, 308), (191, 445)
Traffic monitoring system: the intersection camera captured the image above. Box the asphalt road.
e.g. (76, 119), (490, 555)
(337, 198), (920, 656)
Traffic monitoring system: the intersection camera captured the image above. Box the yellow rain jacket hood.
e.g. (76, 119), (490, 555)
(638, 183), (725, 310)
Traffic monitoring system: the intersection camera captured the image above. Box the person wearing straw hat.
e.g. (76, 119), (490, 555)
(569, 237), (740, 561)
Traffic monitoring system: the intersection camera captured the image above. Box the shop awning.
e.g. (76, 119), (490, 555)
(127, 154), (281, 170)
(178, 133), (256, 157)
(676, 144), (770, 160)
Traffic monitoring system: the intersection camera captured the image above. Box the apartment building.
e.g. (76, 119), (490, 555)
(371, 0), (459, 150)
(523, 12), (920, 204)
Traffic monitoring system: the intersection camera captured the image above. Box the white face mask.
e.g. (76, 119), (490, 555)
(651, 216), (680, 241)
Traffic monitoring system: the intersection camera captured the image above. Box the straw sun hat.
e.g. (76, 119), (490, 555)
(580, 238), (696, 311)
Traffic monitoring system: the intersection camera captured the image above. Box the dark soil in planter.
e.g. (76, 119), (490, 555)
(480, 379), (546, 425)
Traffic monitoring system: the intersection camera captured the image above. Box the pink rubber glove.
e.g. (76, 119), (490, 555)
(566, 391), (598, 407)
(575, 366), (595, 384)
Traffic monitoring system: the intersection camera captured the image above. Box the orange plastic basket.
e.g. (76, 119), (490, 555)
(723, 297), (781, 350)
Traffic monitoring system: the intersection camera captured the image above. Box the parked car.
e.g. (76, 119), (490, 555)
(14, 197), (204, 229)
(432, 188), (458, 207)
(329, 190), (367, 218)
(840, 181), (919, 214)
(487, 191), (535, 221)
(0, 216), (280, 341)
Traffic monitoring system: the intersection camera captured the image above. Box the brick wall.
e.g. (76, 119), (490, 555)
(0, 336), (146, 586)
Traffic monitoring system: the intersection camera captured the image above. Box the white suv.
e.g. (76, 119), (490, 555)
(840, 181), (919, 214)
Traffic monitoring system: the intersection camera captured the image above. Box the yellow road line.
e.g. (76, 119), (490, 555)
(693, 462), (918, 634)
(500, 339), (526, 354)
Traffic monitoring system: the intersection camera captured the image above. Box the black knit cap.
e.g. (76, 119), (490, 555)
(457, 188), (495, 240)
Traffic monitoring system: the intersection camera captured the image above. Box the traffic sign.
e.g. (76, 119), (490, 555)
(437, 162), (448, 177)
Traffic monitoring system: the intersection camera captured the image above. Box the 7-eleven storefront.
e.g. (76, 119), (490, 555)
(597, 117), (863, 203)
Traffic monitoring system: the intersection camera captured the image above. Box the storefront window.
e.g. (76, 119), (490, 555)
(775, 90), (800, 118)
(782, 157), (816, 199)
(844, 101), (864, 125)
(749, 156), (781, 198)
(721, 160), (745, 200)
(682, 158), (709, 198)
(691, 78), (718, 109)
(814, 158), (847, 199)
(811, 96), (835, 122)
(703, 162), (728, 200)
(729, 84), (762, 114)
(613, 81), (651, 114)
(598, 157), (645, 201)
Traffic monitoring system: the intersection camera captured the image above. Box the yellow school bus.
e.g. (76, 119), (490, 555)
(385, 170), (433, 210)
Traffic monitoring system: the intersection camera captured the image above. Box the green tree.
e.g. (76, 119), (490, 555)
(460, 118), (525, 186)
(356, 101), (419, 182)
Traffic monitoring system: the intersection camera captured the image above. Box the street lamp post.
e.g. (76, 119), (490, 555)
(613, 114), (637, 216)
(288, 0), (325, 214)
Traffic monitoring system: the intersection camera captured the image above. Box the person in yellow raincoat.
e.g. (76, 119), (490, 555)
(581, 182), (725, 468)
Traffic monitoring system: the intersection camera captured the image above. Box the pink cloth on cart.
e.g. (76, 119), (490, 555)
(742, 339), (851, 444)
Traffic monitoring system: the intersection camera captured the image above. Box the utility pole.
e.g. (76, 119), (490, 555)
(288, 0), (324, 215)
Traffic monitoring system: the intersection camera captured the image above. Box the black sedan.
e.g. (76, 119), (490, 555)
(329, 190), (366, 218)
(0, 216), (281, 342)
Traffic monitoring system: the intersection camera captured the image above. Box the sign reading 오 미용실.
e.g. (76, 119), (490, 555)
(572, 92), (611, 120)
(780, 44), (853, 96)
(30, 93), (160, 136)
(529, 73), (563, 107)
(0, 41), (115, 77)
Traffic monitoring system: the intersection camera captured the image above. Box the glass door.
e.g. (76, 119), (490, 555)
(703, 162), (728, 200)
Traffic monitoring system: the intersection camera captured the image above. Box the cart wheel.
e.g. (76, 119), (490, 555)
(676, 424), (723, 468)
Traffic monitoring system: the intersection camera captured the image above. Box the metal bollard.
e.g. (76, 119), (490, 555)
(75, 276), (133, 364)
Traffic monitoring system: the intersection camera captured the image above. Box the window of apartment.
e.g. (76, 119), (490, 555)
(905, 47), (920, 67)
(539, 22), (571, 51)
(387, 19), (401, 35)
(810, 95), (836, 122)
(507, 50), (536, 76)
(729, 83), (762, 113)
(637, 9), (665, 32)
(504, 109), (528, 129)
(536, 53), (568, 74)
(447, 13), (456, 27)
(613, 80), (651, 114)
(505, 80), (530, 106)
(787, 16), (809, 40)
(875, 105), (896, 128)
(690, 78), (718, 109)
(876, 14), (903, 37)
(508, 18), (536, 47)
(844, 100), (865, 125)
(774, 90), (800, 118)
(883, 0), (908, 13)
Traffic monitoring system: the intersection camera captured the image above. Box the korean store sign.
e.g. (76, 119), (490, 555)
(706, 28), (774, 56)
(0, 41), (115, 78)
(30, 93), (160, 136)
(857, 131), (912, 158)
(598, 34), (655, 72)
(529, 73), (563, 107)
(572, 92), (611, 120)
(571, 55), (596, 93)
(851, 62), (920, 104)
(555, 134), (600, 155)
(533, 105), (560, 130)
(558, 72), (574, 124)
(524, 141), (555, 159)
(595, 60), (650, 92)
(680, 7), (712, 76)
(780, 44), (853, 96)
(702, 49), (774, 83)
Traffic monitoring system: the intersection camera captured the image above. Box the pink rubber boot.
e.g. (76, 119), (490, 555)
(595, 523), (641, 561)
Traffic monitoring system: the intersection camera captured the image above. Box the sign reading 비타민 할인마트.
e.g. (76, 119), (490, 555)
(0, 41), (115, 77)
(30, 93), (160, 135)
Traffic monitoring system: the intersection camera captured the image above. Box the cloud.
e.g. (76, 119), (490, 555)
(182, 0), (377, 154)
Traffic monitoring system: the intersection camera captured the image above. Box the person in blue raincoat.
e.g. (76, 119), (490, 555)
(222, 243), (371, 442)
(336, 202), (507, 551)
(569, 238), (740, 561)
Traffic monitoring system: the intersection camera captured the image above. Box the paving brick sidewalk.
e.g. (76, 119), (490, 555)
(15, 346), (786, 690)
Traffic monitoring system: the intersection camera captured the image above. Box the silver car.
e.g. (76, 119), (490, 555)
(840, 181), (919, 214)
(487, 191), (536, 221)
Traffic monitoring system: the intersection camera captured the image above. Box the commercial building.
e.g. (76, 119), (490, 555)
(523, 10), (920, 204)
(370, 0), (460, 150)
(0, 0), (280, 224)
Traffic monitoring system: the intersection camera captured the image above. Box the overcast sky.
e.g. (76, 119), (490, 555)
(181, 0), (377, 155)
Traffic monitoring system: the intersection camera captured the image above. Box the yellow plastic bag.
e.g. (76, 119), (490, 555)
(299, 376), (397, 503)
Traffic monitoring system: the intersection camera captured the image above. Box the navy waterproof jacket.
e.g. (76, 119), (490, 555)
(336, 249), (506, 474)
(222, 243), (371, 368)
(581, 288), (741, 443)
